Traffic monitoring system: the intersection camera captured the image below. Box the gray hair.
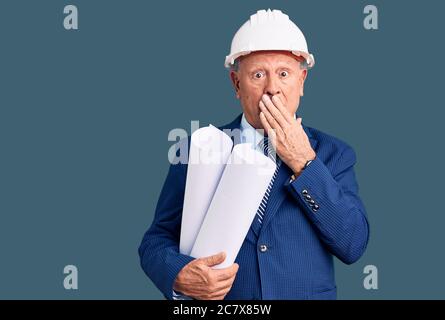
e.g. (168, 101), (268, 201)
(230, 58), (241, 72)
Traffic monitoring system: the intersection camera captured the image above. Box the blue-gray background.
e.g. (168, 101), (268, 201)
(1, 0), (444, 299)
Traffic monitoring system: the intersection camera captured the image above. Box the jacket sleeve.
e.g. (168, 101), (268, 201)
(138, 160), (194, 299)
(286, 146), (369, 264)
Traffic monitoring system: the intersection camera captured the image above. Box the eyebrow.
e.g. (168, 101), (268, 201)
(244, 61), (296, 70)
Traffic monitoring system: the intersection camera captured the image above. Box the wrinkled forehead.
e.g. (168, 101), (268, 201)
(237, 50), (304, 69)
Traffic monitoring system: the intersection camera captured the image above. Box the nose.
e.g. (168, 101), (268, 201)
(264, 75), (281, 97)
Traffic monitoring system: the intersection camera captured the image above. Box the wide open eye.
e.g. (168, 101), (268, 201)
(280, 70), (289, 77)
(253, 71), (265, 79)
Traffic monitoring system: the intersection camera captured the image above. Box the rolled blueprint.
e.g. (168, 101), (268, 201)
(179, 125), (233, 255)
(190, 143), (277, 269)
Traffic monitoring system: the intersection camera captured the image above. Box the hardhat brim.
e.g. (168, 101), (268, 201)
(225, 50), (315, 69)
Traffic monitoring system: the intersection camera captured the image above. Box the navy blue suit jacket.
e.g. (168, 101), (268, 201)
(138, 114), (369, 300)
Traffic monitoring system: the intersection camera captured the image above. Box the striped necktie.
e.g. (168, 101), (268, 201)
(256, 137), (281, 224)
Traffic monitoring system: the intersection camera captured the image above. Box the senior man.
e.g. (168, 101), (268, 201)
(139, 9), (369, 300)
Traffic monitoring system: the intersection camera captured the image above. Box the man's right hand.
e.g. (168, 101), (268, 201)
(173, 252), (239, 300)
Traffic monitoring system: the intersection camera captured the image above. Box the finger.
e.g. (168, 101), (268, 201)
(195, 286), (231, 300)
(261, 95), (289, 128)
(260, 112), (281, 141)
(271, 95), (293, 122)
(267, 128), (278, 152)
(208, 282), (235, 299)
(207, 293), (227, 300)
(259, 101), (283, 133)
(259, 111), (273, 134)
(200, 252), (226, 267)
(213, 263), (239, 281)
(194, 275), (235, 300)
(213, 276), (236, 292)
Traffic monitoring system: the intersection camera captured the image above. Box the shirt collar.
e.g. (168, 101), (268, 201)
(240, 114), (265, 148)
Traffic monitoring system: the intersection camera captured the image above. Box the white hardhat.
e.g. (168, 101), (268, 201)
(225, 9), (315, 69)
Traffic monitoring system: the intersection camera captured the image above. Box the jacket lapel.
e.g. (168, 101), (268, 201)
(258, 162), (291, 231)
(260, 123), (318, 232)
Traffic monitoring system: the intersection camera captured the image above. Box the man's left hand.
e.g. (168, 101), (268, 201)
(259, 94), (316, 176)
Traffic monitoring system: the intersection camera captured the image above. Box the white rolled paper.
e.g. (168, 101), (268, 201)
(190, 143), (277, 269)
(179, 125), (233, 255)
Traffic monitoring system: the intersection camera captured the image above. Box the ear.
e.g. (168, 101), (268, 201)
(299, 69), (307, 96)
(230, 70), (241, 99)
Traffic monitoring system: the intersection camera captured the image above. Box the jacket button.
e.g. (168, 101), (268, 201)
(259, 244), (268, 252)
(313, 204), (319, 212)
(302, 189), (308, 195)
(305, 194), (312, 201)
(309, 199), (315, 204)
